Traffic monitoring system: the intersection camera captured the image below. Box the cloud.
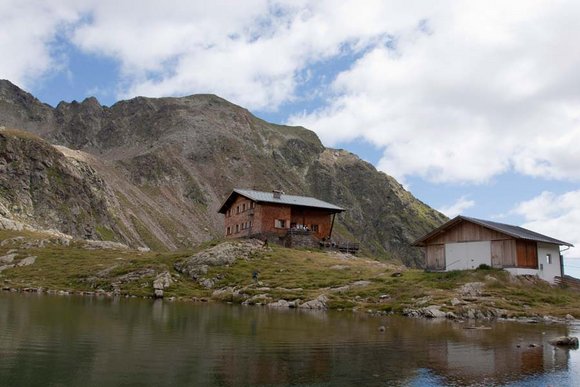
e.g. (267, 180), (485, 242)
(437, 196), (475, 218)
(0, 1), (87, 87)
(69, 0), (420, 110)
(289, 1), (580, 184)
(513, 191), (580, 259)
(3, 1), (580, 186)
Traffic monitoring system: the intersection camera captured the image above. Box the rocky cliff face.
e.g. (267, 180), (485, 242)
(0, 79), (446, 266)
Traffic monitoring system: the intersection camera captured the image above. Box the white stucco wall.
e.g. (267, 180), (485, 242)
(537, 242), (562, 283)
(445, 241), (491, 271)
(505, 268), (538, 277)
(505, 243), (561, 283)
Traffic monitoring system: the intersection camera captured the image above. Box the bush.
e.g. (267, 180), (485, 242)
(477, 264), (492, 270)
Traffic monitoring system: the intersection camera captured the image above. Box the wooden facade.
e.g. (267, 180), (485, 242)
(425, 221), (510, 245)
(491, 240), (516, 268)
(219, 190), (343, 242)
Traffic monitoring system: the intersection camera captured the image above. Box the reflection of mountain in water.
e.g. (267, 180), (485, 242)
(0, 293), (576, 386)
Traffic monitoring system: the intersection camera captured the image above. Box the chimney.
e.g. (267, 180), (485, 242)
(272, 190), (283, 199)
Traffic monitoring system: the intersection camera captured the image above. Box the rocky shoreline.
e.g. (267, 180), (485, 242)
(2, 284), (578, 327)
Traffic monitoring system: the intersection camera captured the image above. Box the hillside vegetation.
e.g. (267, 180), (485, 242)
(1, 230), (578, 320)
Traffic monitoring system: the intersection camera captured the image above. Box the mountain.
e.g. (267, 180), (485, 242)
(0, 79), (446, 266)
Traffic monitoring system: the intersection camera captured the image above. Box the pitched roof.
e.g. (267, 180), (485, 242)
(413, 215), (573, 247)
(218, 189), (345, 214)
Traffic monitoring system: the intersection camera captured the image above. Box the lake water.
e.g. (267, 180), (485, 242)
(1, 293), (579, 386)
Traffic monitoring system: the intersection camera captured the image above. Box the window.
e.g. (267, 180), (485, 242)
(235, 224), (239, 233)
(546, 254), (552, 264)
(236, 206), (240, 214)
(242, 203), (246, 211)
(275, 219), (286, 228)
(311, 224), (319, 232)
(250, 202), (255, 209)
(226, 227), (231, 235)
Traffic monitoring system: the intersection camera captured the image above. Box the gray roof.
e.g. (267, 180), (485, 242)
(218, 189), (345, 213)
(414, 215), (573, 247)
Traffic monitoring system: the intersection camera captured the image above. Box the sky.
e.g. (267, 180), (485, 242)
(2, 1), (580, 275)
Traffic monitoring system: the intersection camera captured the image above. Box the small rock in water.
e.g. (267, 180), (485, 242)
(565, 314), (576, 320)
(154, 289), (164, 298)
(549, 336), (579, 348)
(378, 326), (386, 332)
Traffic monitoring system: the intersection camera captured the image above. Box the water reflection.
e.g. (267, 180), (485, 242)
(0, 293), (578, 386)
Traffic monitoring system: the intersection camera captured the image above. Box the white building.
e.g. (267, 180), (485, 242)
(413, 216), (573, 283)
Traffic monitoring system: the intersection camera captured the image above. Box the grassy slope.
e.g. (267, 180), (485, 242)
(1, 230), (579, 318)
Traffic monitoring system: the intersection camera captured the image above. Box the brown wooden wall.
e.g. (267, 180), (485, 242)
(426, 244), (445, 270)
(290, 207), (333, 239)
(427, 221), (511, 244)
(223, 195), (256, 238)
(491, 240), (516, 268)
(516, 240), (538, 268)
(254, 203), (291, 237)
(223, 197), (335, 240)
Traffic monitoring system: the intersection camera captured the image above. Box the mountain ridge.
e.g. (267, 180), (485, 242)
(0, 79), (446, 266)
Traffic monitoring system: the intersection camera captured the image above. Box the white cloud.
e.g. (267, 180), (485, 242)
(513, 191), (580, 260)
(289, 1), (580, 184)
(0, 1), (86, 87)
(69, 0), (422, 110)
(438, 196), (475, 218)
(3, 1), (580, 185)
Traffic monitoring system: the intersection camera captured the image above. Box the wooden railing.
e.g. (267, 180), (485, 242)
(286, 228), (312, 236)
(319, 240), (360, 254)
(554, 275), (580, 290)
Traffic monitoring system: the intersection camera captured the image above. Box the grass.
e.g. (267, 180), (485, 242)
(1, 229), (580, 318)
(96, 225), (117, 242)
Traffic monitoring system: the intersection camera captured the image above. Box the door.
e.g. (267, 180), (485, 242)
(516, 240), (538, 268)
(445, 241), (491, 270)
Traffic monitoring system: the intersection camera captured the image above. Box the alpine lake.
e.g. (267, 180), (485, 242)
(1, 292), (579, 386)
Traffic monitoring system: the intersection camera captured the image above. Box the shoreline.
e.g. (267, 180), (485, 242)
(2, 285), (577, 327)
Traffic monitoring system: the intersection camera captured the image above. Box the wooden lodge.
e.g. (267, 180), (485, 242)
(413, 216), (573, 283)
(218, 189), (346, 249)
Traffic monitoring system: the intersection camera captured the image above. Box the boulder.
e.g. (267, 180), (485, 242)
(242, 293), (272, 305)
(199, 278), (215, 289)
(549, 336), (579, 348)
(154, 289), (164, 298)
(458, 282), (485, 297)
(450, 298), (462, 306)
(268, 299), (290, 308)
(299, 294), (329, 310)
(153, 271), (173, 290)
(174, 239), (263, 280)
(16, 256), (36, 266)
(0, 264), (15, 272)
(423, 305), (447, 318)
(0, 253), (16, 264)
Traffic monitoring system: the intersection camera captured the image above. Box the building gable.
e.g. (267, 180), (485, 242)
(414, 216), (573, 247)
